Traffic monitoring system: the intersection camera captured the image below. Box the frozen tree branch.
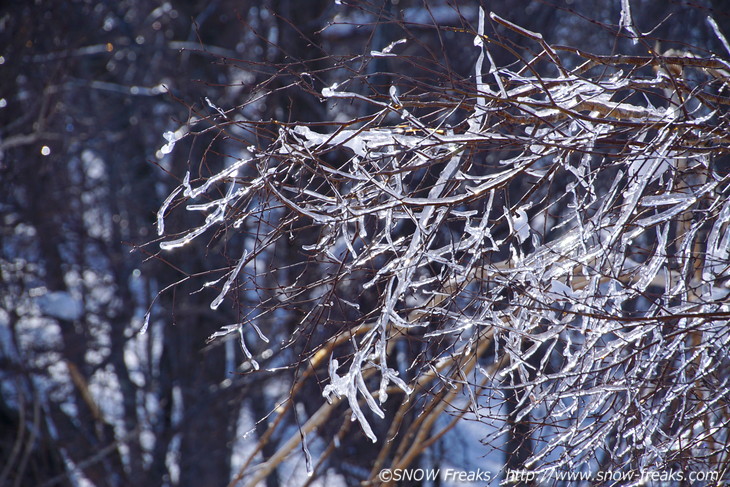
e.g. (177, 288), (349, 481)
(156, 10), (730, 485)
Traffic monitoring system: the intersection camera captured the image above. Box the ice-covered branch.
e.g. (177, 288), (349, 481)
(156, 13), (730, 477)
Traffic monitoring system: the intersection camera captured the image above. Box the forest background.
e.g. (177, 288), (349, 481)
(2, 1), (730, 486)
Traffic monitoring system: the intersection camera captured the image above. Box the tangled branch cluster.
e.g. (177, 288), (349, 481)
(157, 10), (730, 484)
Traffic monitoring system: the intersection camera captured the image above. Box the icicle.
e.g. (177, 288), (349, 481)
(469, 7), (488, 133)
(707, 16), (730, 56)
(183, 158), (249, 200)
(321, 82), (339, 98)
(159, 219), (216, 250)
(140, 310), (151, 335)
(301, 430), (314, 477)
(619, 0), (640, 45)
(249, 321), (270, 343)
(157, 186), (182, 236)
(371, 38), (406, 57)
(210, 251), (248, 310)
(159, 128), (186, 156)
(321, 357), (379, 442)
(703, 197), (730, 284)
(389, 85), (401, 108)
(513, 208), (530, 244)
(182, 170), (192, 197)
(238, 327), (259, 370)
(205, 96), (228, 119)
